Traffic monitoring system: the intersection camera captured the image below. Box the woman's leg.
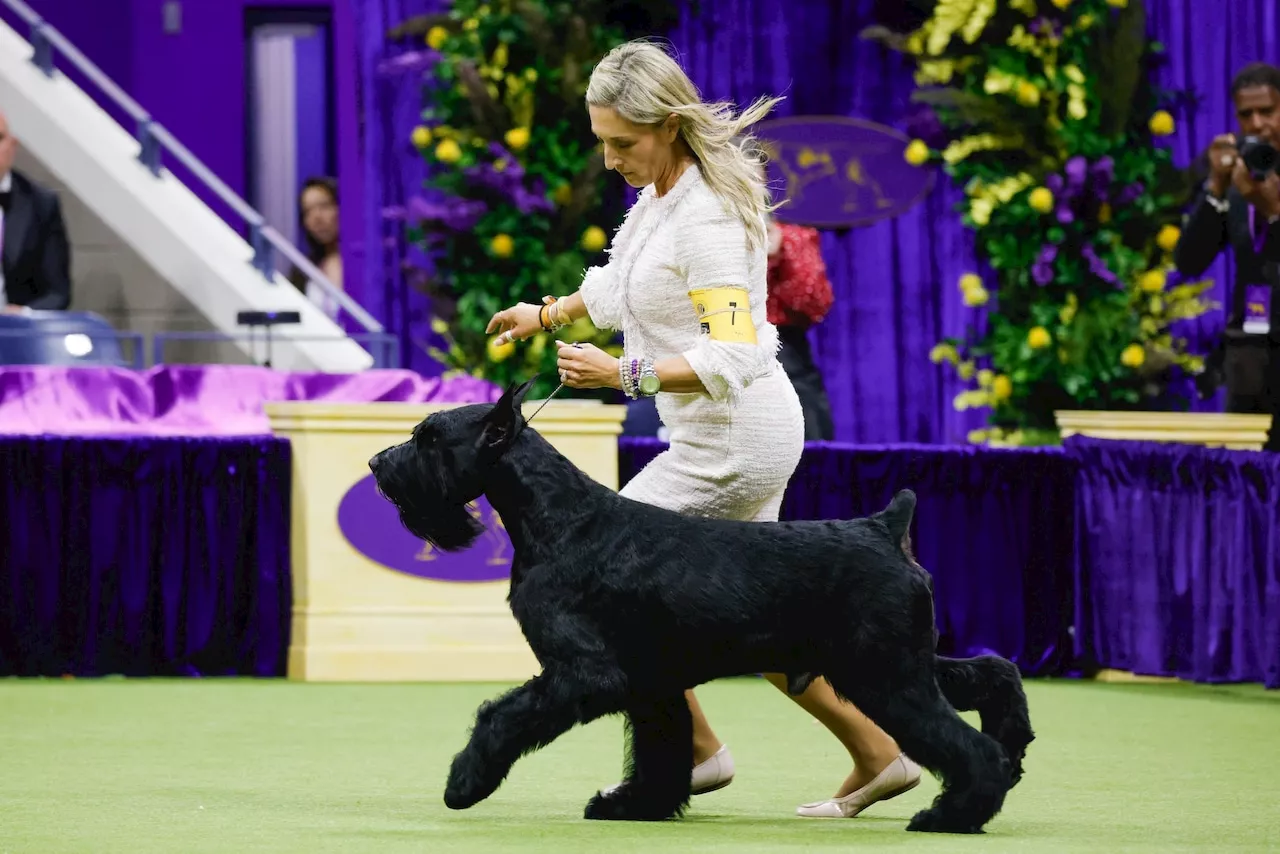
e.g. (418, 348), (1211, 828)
(762, 674), (903, 797)
(686, 689), (724, 764)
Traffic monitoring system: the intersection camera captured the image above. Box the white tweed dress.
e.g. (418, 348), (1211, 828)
(580, 165), (805, 523)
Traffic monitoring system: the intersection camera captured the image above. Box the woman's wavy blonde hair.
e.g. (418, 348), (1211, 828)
(585, 39), (783, 250)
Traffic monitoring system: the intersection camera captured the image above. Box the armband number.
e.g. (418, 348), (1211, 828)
(689, 287), (757, 345)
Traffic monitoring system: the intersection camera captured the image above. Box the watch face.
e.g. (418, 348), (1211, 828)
(639, 374), (661, 395)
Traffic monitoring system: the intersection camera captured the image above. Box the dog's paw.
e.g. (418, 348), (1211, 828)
(906, 806), (984, 835)
(443, 749), (502, 810)
(584, 785), (683, 822)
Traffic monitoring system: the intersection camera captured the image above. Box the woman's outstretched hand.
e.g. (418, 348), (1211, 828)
(486, 302), (544, 345)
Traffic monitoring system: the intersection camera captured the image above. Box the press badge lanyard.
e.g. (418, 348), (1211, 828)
(1243, 208), (1273, 336)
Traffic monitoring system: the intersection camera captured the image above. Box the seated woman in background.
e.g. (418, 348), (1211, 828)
(288, 176), (344, 320)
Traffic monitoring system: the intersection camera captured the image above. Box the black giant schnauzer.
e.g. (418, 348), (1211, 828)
(369, 379), (1034, 833)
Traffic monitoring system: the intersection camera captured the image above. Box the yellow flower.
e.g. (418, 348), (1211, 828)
(953, 390), (991, 411)
(1156, 225), (1181, 252)
(1076, 13), (1095, 28)
(1027, 326), (1051, 349)
(429, 316), (451, 335)
(1015, 81), (1041, 106)
(1050, 0), (1071, 7)
(1028, 187), (1055, 213)
(1106, 0), (1127, 6)
(1063, 66), (1086, 84)
(524, 67), (538, 82)
(930, 343), (959, 364)
(503, 127), (530, 151)
(411, 126), (433, 148)
(1067, 98), (1088, 120)
(580, 226), (607, 253)
(1098, 203), (1112, 224)
(434, 139), (462, 163)
(486, 334), (515, 363)
(1060, 292), (1079, 325)
(970, 198), (994, 225)
(904, 139), (931, 165)
(552, 184), (573, 206)
(1120, 344), (1146, 368)
(463, 17), (479, 31)
(968, 428), (991, 444)
(977, 369), (994, 388)
(958, 273), (984, 293)
(1138, 269), (1167, 293)
(991, 375), (1013, 401)
(957, 360), (976, 380)
(963, 286), (990, 307)
(1149, 111), (1175, 136)
(426, 26), (449, 50)
(490, 233), (514, 258)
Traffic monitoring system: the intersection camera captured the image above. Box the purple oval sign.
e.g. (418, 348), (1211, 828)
(755, 116), (935, 229)
(336, 474), (512, 582)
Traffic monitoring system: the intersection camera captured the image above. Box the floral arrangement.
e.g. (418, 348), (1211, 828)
(391, 0), (679, 398)
(866, 0), (1214, 444)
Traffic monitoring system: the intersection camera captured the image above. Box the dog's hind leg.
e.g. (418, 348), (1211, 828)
(826, 669), (1011, 834)
(935, 655), (1034, 787)
(583, 693), (693, 822)
(445, 667), (626, 811)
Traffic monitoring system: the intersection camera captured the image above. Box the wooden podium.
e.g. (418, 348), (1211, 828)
(1055, 410), (1272, 450)
(265, 400), (627, 682)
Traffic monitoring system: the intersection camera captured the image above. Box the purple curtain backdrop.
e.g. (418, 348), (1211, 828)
(0, 436), (292, 678)
(618, 437), (1079, 676)
(353, 0), (444, 375)
(294, 25), (331, 192)
(351, 0), (1280, 435)
(1067, 437), (1280, 689)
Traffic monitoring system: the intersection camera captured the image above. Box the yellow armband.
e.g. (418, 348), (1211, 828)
(689, 287), (757, 345)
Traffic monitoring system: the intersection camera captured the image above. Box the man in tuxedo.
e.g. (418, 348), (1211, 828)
(1174, 63), (1280, 451)
(0, 109), (72, 312)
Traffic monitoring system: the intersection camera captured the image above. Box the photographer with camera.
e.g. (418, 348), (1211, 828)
(1175, 62), (1280, 451)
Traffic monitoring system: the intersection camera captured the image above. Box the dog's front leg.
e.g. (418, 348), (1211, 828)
(445, 668), (624, 810)
(583, 693), (693, 822)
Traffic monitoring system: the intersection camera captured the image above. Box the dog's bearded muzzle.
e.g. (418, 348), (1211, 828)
(368, 442), (485, 552)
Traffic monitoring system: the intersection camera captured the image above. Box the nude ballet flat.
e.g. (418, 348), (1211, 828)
(599, 744), (735, 798)
(691, 745), (735, 795)
(795, 754), (922, 818)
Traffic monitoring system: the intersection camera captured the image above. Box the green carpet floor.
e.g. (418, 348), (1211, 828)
(1, 677), (1277, 853)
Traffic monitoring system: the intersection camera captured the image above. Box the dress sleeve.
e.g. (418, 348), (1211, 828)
(577, 264), (622, 331)
(676, 199), (775, 406)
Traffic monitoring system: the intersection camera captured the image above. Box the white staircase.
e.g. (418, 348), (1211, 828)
(0, 9), (380, 372)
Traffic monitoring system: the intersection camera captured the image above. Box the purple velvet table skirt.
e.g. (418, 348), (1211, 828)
(1066, 437), (1280, 689)
(0, 365), (500, 436)
(0, 435), (292, 677)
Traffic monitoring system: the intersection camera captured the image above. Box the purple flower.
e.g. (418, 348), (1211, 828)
(1115, 182), (1145, 205)
(1081, 243), (1119, 286)
(1029, 17), (1060, 37)
(1032, 244), (1058, 285)
(1045, 173), (1064, 195)
(1056, 204), (1075, 224)
(1065, 156), (1088, 191)
(406, 194), (487, 231)
(1088, 156), (1114, 195)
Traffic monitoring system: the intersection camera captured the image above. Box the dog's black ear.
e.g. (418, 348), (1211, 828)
(478, 377), (539, 451)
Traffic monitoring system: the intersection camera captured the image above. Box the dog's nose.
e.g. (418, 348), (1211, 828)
(368, 453), (382, 474)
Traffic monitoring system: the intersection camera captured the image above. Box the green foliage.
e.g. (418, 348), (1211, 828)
(880, 0), (1215, 443)
(398, 0), (677, 399)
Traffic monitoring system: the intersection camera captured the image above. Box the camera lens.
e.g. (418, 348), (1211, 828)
(1238, 135), (1279, 179)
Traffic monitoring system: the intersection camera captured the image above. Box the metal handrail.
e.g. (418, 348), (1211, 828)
(1, 0), (383, 335)
(152, 330), (401, 370)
